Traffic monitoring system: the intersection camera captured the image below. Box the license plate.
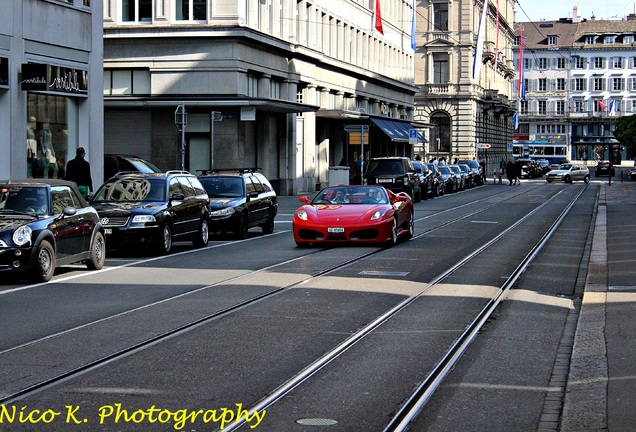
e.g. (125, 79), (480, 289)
(378, 178), (393, 183)
(104, 228), (112, 235)
(328, 227), (345, 233)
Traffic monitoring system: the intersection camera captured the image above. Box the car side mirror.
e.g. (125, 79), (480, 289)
(299, 196), (311, 204)
(62, 206), (77, 217)
(169, 193), (185, 202)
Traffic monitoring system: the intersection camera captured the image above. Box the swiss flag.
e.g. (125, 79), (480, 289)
(598, 100), (606, 110)
(375, 0), (384, 34)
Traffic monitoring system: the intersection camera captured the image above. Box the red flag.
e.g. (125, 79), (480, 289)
(598, 100), (606, 110)
(375, 0), (384, 34)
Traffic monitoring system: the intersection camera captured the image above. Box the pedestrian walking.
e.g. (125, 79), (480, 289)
(506, 160), (515, 185)
(65, 147), (93, 199)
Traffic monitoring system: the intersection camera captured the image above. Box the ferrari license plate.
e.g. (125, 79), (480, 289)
(328, 227), (345, 233)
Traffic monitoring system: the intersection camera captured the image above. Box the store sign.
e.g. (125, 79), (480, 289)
(0, 57), (8, 88)
(21, 63), (88, 95)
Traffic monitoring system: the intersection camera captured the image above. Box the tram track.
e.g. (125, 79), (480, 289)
(0, 182), (579, 420)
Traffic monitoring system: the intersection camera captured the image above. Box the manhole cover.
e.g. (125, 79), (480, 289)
(296, 418), (338, 426)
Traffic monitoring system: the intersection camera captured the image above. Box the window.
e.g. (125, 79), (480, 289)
(557, 58), (566, 69)
(520, 100), (528, 114)
(585, 35), (596, 45)
(604, 35), (616, 44)
(548, 35), (557, 45)
(247, 74), (258, 97)
(538, 100), (547, 115)
(514, 36), (520, 46)
(556, 78), (566, 91)
(122, 0), (152, 22)
(537, 58), (548, 69)
(611, 77), (624, 91)
(572, 78), (585, 91)
(593, 57), (604, 68)
(433, 2), (448, 31)
(524, 58), (531, 69)
(104, 70), (151, 95)
(270, 79), (281, 99)
(538, 78), (547, 92)
(556, 100), (565, 115)
(433, 53), (449, 83)
(594, 100), (604, 112)
(612, 57), (623, 68)
(593, 77), (604, 91)
(573, 99), (585, 113)
(176, 0), (207, 20)
(624, 35), (634, 44)
(573, 56), (585, 69)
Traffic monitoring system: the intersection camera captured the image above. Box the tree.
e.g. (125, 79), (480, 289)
(612, 115), (636, 158)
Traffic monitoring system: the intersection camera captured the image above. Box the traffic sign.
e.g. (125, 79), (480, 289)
(409, 129), (417, 145)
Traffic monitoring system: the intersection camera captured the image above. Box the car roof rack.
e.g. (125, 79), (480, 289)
(200, 167), (261, 175)
(165, 170), (191, 175)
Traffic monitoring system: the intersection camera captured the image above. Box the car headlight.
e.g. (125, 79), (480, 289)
(13, 226), (32, 246)
(210, 207), (235, 217)
(371, 209), (388, 220)
(403, 176), (409, 186)
(297, 209), (308, 221)
(132, 215), (156, 223)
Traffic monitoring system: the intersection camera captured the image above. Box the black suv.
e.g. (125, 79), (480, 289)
(411, 160), (434, 199)
(91, 171), (210, 254)
(198, 169), (278, 239)
(516, 158), (542, 178)
(364, 157), (422, 202)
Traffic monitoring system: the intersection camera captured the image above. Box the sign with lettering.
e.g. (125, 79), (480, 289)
(0, 57), (8, 89)
(21, 63), (88, 95)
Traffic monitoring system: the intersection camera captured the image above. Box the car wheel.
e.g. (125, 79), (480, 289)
(261, 213), (275, 234)
(584, 175), (590, 184)
(234, 213), (249, 239)
(31, 240), (55, 282)
(155, 223), (173, 255)
(387, 217), (398, 246)
(414, 186), (421, 202)
(564, 175), (572, 183)
(193, 218), (209, 248)
(407, 210), (414, 239)
(546, 179), (552, 183)
(86, 231), (106, 270)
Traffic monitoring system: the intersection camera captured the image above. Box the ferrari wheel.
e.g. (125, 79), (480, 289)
(387, 217), (398, 246)
(407, 211), (414, 239)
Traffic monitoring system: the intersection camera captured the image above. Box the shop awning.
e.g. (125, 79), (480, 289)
(370, 118), (427, 143)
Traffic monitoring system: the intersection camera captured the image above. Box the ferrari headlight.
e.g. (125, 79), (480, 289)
(132, 215), (156, 223)
(13, 226), (32, 246)
(210, 207), (235, 217)
(297, 209), (308, 220)
(371, 209), (388, 220)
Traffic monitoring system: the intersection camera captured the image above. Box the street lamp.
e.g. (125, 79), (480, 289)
(175, 103), (187, 171)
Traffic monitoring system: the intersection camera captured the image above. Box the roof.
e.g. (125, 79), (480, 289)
(516, 21), (579, 50)
(0, 179), (90, 207)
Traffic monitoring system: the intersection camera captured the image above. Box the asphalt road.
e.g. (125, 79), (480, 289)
(0, 177), (604, 431)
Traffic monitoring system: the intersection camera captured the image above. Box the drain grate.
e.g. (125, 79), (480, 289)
(296, 418), (339, 426)
(359, 271), (410, 277)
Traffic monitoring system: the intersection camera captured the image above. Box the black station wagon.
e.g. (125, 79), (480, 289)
(91, 171), (209, 255)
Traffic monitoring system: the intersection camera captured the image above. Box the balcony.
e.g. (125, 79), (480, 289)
(421, 84), (459, 96)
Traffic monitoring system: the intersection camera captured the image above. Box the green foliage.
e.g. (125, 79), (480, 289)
(612, 115), (636, 157)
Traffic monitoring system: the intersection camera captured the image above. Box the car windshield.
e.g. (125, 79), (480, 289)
(199, 177), (245, 198)
(460, 160), (479, 168)
(92, 178), (166, 203)
(449, 166), (461, 174)
(438, 166), (451, 174)
(0, 186), (48, 215)
(312, 186), (389, 204)
(366, 160), (403, 175)
(559, 164), (573, 170)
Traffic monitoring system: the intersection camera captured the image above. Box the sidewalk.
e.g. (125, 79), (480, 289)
(562, 179), (636, 431)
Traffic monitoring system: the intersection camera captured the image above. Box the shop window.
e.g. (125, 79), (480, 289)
(104, 69), (150, 95)
(26, 93), (78, 180)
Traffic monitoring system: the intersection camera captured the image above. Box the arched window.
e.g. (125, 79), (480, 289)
(430, 112), (451, 153)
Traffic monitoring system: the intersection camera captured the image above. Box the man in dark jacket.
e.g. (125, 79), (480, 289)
(506, 160), (515, 186)
(65, 147), (93, 199)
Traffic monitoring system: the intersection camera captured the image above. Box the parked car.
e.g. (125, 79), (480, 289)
(104, 154), (162, 182)
(0, 179), (106, 282)
(545, 163), (590, 183)
(411, 160), (433, 199)
(365, 157), (422, 202)
(91, 171), (209, 254)
(198, 169), (278, 239)
(536, 159), (551, 175)
(457, 163), (475, 188)
(629, 168), (636, 181)
(437, 165), (458, 193)
(293, 185), (413, 247)
(595, 160), (615, 177)
(426, 163), (445, 196)
(448, 165), (466, 190)
(516, 158), (542, 178)
(457, 159), (485, 185)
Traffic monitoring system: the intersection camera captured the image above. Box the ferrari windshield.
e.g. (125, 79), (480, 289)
(313, 186), (389, 204)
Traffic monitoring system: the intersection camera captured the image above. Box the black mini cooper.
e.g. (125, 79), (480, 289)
(0, 179), (106, 282)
